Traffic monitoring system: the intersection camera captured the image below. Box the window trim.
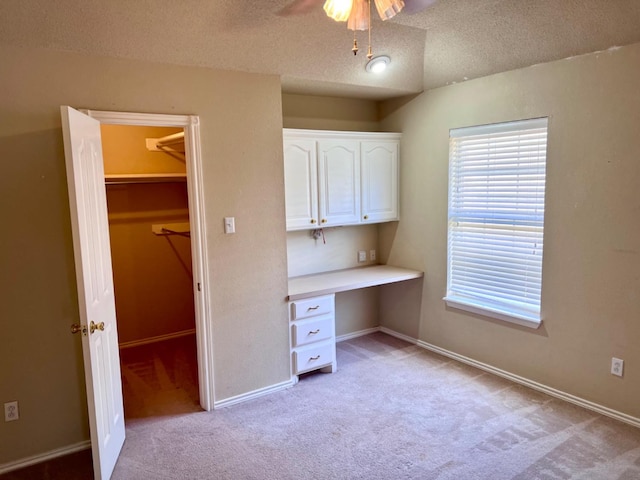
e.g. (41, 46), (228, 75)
(443, 297), (542, 329)
(444, 117), (548, 329)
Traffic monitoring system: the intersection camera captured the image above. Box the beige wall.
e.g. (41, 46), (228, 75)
(107, 182), (194, 343)
(101, 125), (185, 175)
(0, 45), (289, 464)
(282, 93), (381, 132)
(286, 225), (379, 278)
(378, 44), (640, 418)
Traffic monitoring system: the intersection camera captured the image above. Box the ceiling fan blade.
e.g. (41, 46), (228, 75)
(402, 0), (438, 14)
(278, 0), (325, 17)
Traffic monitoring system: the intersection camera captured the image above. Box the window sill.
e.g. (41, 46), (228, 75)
(443, 296), (542, 330)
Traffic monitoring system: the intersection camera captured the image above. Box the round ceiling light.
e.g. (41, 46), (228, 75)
(365, 55), (391, 73)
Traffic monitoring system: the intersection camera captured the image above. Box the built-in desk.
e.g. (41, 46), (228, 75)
(287, 265), (423, 378)
(287, 264), (424, 301)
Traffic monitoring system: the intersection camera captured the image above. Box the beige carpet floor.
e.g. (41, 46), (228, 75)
(109, 332), (640, 480)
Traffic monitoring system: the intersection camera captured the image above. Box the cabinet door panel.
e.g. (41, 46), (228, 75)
(361, 141), (399, 223)
(284, 139), (318, 230)
(318, 140), (360, 227)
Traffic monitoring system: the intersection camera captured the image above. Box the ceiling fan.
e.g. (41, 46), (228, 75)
(279, 0), (438, 17)
(279, 0), (438, 62)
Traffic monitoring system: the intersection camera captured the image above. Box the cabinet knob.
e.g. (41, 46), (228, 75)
(310, 219), (317, 224)
(363, 215), (369, 220)
(321, 219), (327, 224)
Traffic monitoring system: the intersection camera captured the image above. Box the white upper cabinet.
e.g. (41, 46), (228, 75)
(284, 138), (318, 230)
(361, 141), (399, 223)
(318, 139), (361, 227)
(283, 129), (400, 231)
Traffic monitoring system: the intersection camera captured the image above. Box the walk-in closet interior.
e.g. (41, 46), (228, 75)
(101, 125), (200, 419)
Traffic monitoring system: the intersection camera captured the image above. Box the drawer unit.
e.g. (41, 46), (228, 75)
(291, 314), (333, 347)
(289, 294), (336, 378)
(293, 341), (335, 375)
(291, 295), (334, 320)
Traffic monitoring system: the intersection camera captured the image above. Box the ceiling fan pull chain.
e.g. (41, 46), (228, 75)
(353, 30), (359, 55)
(367, 0), (373, 60)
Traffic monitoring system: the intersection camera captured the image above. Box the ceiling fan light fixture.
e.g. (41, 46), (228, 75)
(347, 0), (369, 31)
(374, 0), (405, 20)
(320, 0), (409, 61)
(323, 0), (353, 22)
(366, 55), (390, 73)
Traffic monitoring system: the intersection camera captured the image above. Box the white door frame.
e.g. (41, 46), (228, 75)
(85, 109), (215, 411)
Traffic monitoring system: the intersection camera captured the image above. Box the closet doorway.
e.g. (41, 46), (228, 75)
(88, 110), (214, 415)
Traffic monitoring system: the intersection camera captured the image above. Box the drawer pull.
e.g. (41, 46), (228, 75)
(308, 329), (320, 335)
(309, 355), (321, 361)
(307, 305), (320, 311)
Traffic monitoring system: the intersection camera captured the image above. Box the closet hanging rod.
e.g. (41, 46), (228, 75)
(146, 131), (185, 153)
(161, 228), (190, 238)
(152, 222), (190, 237)
(156, 131), (184, 147)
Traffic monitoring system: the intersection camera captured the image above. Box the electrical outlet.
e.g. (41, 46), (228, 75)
(358, 250), (367, 262)
(611, 357), (624, 377)
(370, 250), (376, 261)
(4, 401), (19, 422)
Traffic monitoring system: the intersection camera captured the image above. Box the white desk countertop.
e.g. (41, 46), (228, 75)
(287, 265), (424, 301)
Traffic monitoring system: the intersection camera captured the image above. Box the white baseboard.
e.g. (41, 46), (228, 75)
(336, 327), (381, 343)
(0, 440), (91, 475)
(214, 378), (296, 409)
(379, 326), (640, 429)
(378, 327), (416, 344)
(119, 328), (196, 349)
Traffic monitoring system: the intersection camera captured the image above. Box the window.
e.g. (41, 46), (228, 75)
(445, 118), (548, 329)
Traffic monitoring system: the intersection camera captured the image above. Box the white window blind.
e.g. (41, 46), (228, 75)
(445, 118), (548, 329)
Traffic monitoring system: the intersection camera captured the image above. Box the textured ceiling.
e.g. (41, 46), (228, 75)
(1, 0), (639, 100)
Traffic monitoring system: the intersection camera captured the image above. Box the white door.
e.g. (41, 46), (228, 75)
(318, 139), (361, 227)
(61, 106), (125, 480)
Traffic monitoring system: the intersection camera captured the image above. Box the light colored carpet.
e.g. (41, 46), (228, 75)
(112, 333), (640, 479)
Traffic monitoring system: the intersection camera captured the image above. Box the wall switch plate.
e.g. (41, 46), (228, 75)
(611, 357), (624, 377)
(358, 250), (367, 262)
(370, 250), (376, 261)
(224, 217), (235, 234)
(4, 401), (19, 422)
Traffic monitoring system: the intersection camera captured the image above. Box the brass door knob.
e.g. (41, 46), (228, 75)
(90, 321), (105, 334)
(321, 219), (327, 224)
(363, 215), (369, 220)
(310, 219), (317, 224)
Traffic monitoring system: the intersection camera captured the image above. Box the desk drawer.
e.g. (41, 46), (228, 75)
(291, 295), (334, 320)
(292, 315), (334, 347)
(293, 341), (335, 375)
